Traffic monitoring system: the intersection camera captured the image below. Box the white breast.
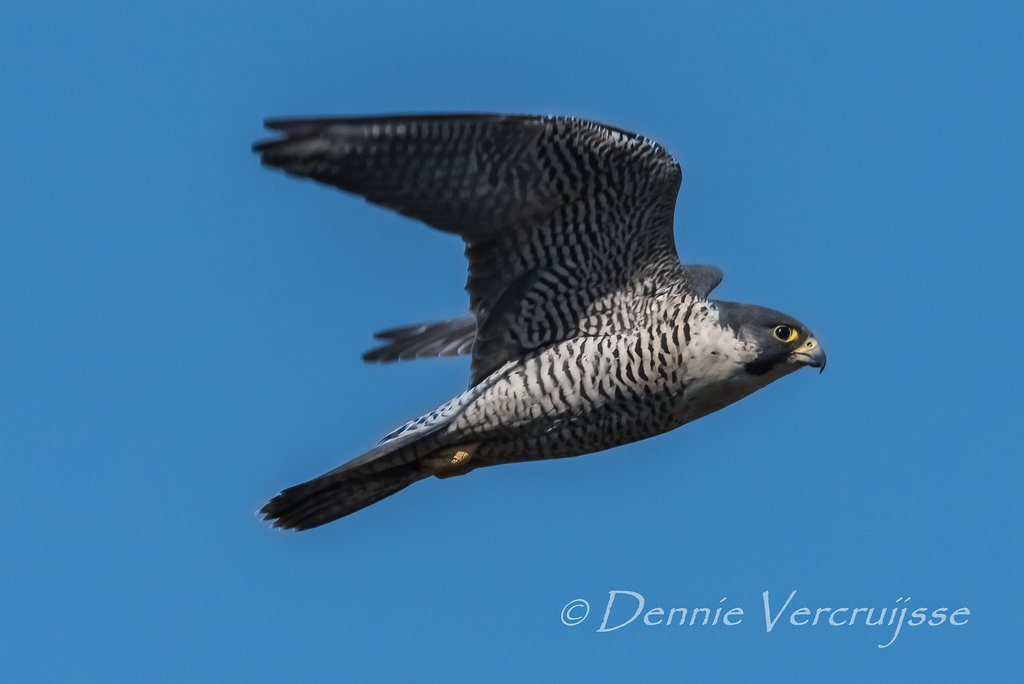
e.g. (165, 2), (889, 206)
(675, 304), (776, 422)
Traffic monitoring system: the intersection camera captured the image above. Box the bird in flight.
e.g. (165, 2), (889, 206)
(255, 114), (825, 530)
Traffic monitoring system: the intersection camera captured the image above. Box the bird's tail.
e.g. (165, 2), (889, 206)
(260, 426), (443, 531)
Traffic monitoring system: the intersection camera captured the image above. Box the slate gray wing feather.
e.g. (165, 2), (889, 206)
(255, 114), (686, 384)
(679, 264), (724, 300)
(363, 317), (476, 363)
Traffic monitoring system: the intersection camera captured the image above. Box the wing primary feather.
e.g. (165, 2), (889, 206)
(363, 317), (476, 363)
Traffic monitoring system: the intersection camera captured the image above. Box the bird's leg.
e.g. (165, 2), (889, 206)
(419, 443), (481, 479)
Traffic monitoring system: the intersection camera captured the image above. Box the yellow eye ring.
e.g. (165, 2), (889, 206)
(772, 325), (799, 343)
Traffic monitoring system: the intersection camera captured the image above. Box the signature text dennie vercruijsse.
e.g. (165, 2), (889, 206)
(559, 590), (970, 648)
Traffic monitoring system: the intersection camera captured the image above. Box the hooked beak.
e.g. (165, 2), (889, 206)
(789, 337), (827, 373)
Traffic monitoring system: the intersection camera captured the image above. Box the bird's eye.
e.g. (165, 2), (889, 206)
(772, 325), (798, 343)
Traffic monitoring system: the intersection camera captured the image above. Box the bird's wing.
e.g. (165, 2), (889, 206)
(363, 317), (476, 363)
(679, 264), (724, 300)
(256, 114), (686, 385)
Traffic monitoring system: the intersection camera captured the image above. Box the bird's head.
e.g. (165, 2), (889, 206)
(715, 301), (826, 377)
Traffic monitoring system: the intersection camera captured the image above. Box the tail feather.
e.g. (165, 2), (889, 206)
(261, 422), (445, 531)
(261, 465), (424, 530)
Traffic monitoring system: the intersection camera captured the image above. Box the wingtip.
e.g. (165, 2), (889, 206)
(263, 117), (291, 131)
(262, 117), (314, 132)
(251, 137), (279, 154)
(253, 117), (322, 155)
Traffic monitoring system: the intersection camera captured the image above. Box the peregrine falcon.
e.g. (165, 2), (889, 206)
(255, 114), (825, 530)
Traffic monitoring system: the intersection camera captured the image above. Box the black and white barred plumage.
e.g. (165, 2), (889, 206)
(255, 114), (825, 530)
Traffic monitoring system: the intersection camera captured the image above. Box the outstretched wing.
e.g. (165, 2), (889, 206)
(256, 114), (686, 384)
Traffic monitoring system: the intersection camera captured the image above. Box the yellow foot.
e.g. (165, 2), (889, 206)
(420, 443), (481, 478)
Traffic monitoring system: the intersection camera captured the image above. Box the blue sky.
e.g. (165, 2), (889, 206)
(2, 0), (1021, 680)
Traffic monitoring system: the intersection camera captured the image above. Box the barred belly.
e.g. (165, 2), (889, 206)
(447, 327), (688, 465)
